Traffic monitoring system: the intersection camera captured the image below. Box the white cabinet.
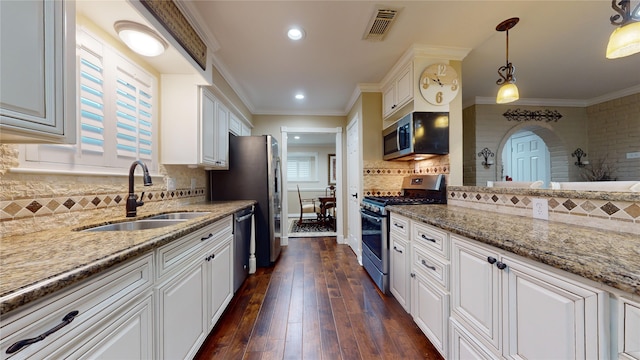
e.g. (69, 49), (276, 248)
(0, 0), (76, 143)
(451, 235), (607, 359)
(0, 254), (153, 359)
(618, 296), (640, 360)
(161, 76), (228, 168)
(382, 62), (413, 119)
(410, 221), (450, 358)
(155, 216), (233, 360)
(390, 213), (411, 312)
(157, 261), (207, 360)
(206, 234), (234, 328)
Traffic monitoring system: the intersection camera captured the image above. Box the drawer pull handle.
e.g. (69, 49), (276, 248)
(421, 234), (436, 243)
(421, 259), (436, 271)
(201, 233), (214, 241)
(394, 223), (404, 229)
(393, 246), (403, 254)
(6, 310), (79, 354)
(206, 253), (216, 261)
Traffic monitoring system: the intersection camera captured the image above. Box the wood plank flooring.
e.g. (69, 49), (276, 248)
(194, 236), (443, 360)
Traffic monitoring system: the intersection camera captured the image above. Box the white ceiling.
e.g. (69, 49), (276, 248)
(79, 1), (640, 117)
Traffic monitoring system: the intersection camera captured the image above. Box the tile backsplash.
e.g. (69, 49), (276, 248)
(363, 156), (450, 196)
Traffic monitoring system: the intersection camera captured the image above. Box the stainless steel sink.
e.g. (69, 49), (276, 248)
(148, 212), (211, 220)
(82, 219), (187, 232)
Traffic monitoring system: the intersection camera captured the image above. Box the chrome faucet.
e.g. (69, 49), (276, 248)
(126, 160), (153, 217)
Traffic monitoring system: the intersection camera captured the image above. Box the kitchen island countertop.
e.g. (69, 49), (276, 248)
(0, 200), (255, 315)
(386, 204), (640, 297)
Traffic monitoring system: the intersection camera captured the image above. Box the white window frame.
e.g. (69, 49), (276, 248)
(15, 27), (159, 176)
(287, 152), (318, 182)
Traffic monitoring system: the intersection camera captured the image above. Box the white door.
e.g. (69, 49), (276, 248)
(346, 116), (361, 260)
(509, 132), (550, 185)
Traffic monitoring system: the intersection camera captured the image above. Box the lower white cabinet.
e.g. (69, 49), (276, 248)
(619, 296), (640, 360)
(0, 254), (153, 359)
(411, 267), (449, 356)
(449, 317), (495, 360)
(206, 234), (234, 329)
(450, 234), (607, 359)
(390, 233), (410, 311)
(0, 215), (237, 360)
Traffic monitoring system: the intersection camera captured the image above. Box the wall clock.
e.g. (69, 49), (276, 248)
(419, 63), (459, 105)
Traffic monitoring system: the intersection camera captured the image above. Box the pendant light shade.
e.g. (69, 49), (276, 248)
(114, 21), (168, 57)
(606, 21), (640, 59)
(495, 18), (520, 104)
(496, 83), (520, 104)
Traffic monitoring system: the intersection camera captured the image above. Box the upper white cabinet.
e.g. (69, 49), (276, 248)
(382, 62), (413, 119)
(160, 75), (228, 169)
(0, 0), (76, 143)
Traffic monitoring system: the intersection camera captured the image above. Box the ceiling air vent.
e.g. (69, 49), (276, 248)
(363, 7), (401, 41)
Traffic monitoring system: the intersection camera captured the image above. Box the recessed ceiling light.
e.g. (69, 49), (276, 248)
(287, 27), (305, 41)
(294, 136), (300, 140)
(295, 93), (305, 100)
(114, 20), (168, 57)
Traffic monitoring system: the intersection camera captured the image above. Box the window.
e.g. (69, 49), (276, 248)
(20, 28), (158, 174)
(287, 152), (318, 182)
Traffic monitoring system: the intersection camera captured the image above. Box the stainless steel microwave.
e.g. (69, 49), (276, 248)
(382, 112), (449, 161)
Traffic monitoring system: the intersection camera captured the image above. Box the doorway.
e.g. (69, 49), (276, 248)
(502, 131), (551, 186)
(280, 127), (343, 245)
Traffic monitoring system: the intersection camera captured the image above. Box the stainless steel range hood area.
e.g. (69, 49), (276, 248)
(382, 112), (449, 161)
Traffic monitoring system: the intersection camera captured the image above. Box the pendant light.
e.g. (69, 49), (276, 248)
(495, 18), (520, 104)
(606, 0), (640, 59)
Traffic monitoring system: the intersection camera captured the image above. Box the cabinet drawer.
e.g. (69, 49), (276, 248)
(413, 222), (449, 259)
(390, 213), (409, 237)
(1, 254), (153, 359)
(156, 216), (232, 280)
(413, 245), (449, 290)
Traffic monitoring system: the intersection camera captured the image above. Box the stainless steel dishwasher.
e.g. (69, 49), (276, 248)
(233, 207), (253, 292)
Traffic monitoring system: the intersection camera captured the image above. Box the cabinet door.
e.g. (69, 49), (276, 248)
(450, 318), (496, 360)
(382, 83), (396, 118)
(451, 236), (501, 352)
(621, 298), (640, 359)
(395, 63), (413, 108)
(207, 235), (234, 329)
(390, 234), (410, 312)
(214, 102), (229, 168)
(62, 295), (154, 360)
(502, 255), (606, 360)
(0, 0), (75, 143)
(411, 269), (449, 358)
(157, 262), (207, 360)
(200, 88), (216, 165)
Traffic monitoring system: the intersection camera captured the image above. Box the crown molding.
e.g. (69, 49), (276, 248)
(586, 84), (640, 106)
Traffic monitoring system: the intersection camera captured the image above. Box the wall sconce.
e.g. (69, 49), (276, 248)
(606, 0), (640, 59)
(571, 148), (589, 167)
(478, 147), (495, 168)
(114, 21), (168, 57)
(495, 17), (520, 104)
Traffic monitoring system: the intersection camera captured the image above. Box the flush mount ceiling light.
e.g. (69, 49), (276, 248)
(295, 93), (305, 100)
(114, 21), (168, 57)
(606, 0), (640, 59)
(287, 27), (306, 41)
(495, 17), (520, 104)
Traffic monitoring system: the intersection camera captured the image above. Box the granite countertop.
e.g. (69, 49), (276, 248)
(0, 200), (255, 315)
(386, 204), (640, 297)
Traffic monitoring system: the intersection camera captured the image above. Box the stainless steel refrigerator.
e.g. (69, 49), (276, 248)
(208, 135), (282, 267)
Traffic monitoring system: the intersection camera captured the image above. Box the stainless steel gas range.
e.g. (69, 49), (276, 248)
(360, 174), (447, 294)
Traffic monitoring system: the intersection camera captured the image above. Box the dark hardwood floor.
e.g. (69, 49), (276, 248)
(194, 236), (443, 360)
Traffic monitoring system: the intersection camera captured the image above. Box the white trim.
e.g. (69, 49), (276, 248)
(586, 84), (640, 106)
(345, 83), (380, 115)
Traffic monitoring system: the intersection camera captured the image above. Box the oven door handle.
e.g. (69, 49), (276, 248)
(360, 209), (382, 223)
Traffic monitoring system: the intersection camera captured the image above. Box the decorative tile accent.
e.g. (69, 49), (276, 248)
(548, 198), (560, 209)
(601, 202), (620, 215)
(521, 197), (531, 206)
(63, 199), (75, 209)
(580, 201), (597, 212)
(510, 196), (519, 205)
(91, 197), (101, 207)
(624, 204), (640, 219)
(114, 195), (122, 204)
(26, 201), (43, 213)
(491, 195), (499, 202)
(563, 199), (577, 211)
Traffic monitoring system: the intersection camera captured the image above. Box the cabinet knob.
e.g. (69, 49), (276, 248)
(496, 262), (507, 270)
(487, 256), (497, 264)
(410, 273), (416, 278)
